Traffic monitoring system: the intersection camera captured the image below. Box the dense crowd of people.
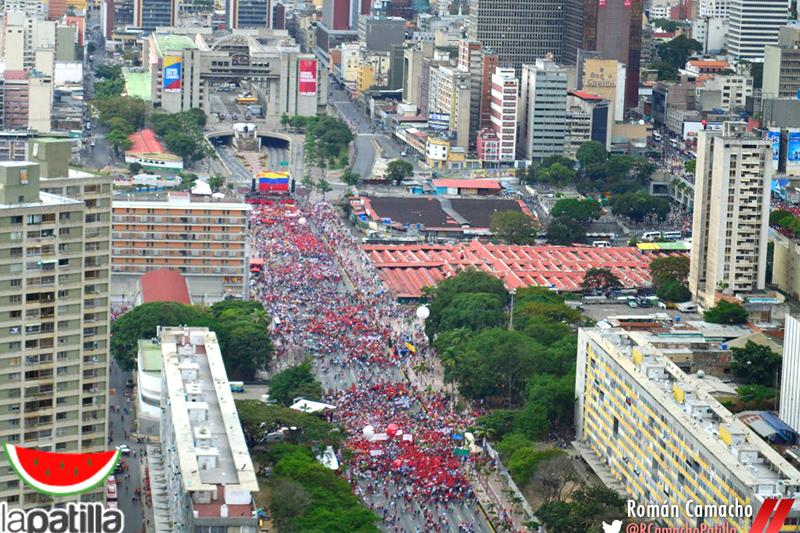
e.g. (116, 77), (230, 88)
(248, 200), (489, 531)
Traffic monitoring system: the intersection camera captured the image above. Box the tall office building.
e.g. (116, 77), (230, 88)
(763, 26), (800, 99)
(133, 0), (178, 32)
(698, 0), (730, 17)
(782, 314), (800, 432)
(489, 68), (518, 162)
(575, 327), (800, 531)
(468, 0), (562, 71)
(688, 122), (772, 308)
(561, 0), (642, 108)
(227, 0), (271, 29)
(517, 59), (568, 161)
(458, 40), (483, 149)
(0, 149), (112, 507)
(726, 0), (789, 60)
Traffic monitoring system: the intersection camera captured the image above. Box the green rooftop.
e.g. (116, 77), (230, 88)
(138, 339), (163, 374)
(154, 34), (196, 57)
(124, 69), (152, 101)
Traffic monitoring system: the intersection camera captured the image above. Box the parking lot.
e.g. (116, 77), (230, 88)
(581, 299), (702, 322)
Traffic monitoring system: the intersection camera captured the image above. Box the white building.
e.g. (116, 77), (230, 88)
(489, 67), (518, 163)
(159, 327), (259, 532)
(781, 314), (800, 432)
(688, 122), (772, 307)
(698, 0), (730, 18)
(517, 58), (567, 161)
(726, 0), (789, 60)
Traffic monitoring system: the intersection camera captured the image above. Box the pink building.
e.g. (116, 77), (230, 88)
(489, 68), (518, 163)
(476, 128), (500, 162)
(3, 71), (29, 131)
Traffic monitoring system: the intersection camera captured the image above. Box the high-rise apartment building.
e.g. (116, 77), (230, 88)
(111, 193), (251, 305)
(0, 145), (112, 507)
(781, 314), (800, 432)
(468, 0), (562, 72)
(763, 25), (800, 99)
(517, 59), (567, 161)
(489, 68), (518, 162)
(133, 0), (178, 32)
(576, 327), (800, 531)
(561, 0), (642, 107)
(698, 0), (730, 17)
(227, 0), (271, 29)
(726, 0), (789, 60)
(458, 40), (483, 149)
(689, 122), (772, 308)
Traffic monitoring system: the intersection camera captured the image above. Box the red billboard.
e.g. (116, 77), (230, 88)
(299, 60), (317, 96)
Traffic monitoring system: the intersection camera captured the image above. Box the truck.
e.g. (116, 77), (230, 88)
(676, 302), (698, 313)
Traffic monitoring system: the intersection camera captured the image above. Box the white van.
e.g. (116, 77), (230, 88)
(641, 231), (662, 241)
(653, 132), (662, 142)
(593, 240), (611, 248)
(677, 302), (698, 313)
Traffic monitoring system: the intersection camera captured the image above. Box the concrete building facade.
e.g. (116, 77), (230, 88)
(781, 314), (800, 432)
(111, 193), (251, 304)
(726, 0), (789, 60)
(575, 327), (800, 531)
(489, 67), (518, 163)
(517, 59), (567, 161)
(763, 26), (800, 100)
(688, 122), (772, 308)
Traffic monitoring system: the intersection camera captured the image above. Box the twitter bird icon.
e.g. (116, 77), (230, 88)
(602, 520), (623, 533)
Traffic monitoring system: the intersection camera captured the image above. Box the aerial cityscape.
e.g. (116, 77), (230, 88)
(1, 0), (800, 531)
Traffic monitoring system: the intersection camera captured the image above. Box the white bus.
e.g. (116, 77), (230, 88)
(662, 231), (682, 240)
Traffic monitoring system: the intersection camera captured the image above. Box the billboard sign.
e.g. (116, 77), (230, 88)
(788, 129), (800, 168)
(623, 0), (631, 6)
(599, 0), (606, 6)
(768, 129), (780, 168)
(299, 60), (317, 96)
(163, 56), (181, 93)
(428, 112), (450, 131)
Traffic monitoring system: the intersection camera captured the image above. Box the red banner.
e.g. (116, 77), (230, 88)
(623, 0), (631, 6)
(599, 0), (606, 6)
(299, 60), (317, 96)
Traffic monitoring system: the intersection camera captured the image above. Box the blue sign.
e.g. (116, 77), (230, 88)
(769, 130), (781, 162)
(789, 130), (800, 166)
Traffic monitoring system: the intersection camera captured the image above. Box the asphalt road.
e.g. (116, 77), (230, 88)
(108, 358), (146, 533)
(216, 145), (253, 186)
(83, 30), (115, 171)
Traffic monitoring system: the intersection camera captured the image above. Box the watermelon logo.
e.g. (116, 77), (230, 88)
(3, 444), (120, 496)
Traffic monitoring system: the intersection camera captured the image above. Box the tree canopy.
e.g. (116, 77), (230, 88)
(385, 159), (414, 184)
(424, 269), (509, 338)
(703, 300), (748, 324)
(551, 198), (602, 223)
(537, 485), (628, 533)
(730, 341), (781, 387)
(609, 191), (670, 222)
(581, 267), (622, 292)
(268, 362), (324, 407)
(110, 300), (273, 380)
(656, 281), (691, 303)
(657, 35), (702, 70)
(546, 216), (586, 245)
(575, 141), (608, 168)
(490, 210), (538, 245)
(236, 400), (343, 449)
(649, 255), (690, 287)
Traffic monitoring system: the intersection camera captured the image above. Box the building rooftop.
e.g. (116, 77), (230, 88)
(568, 90), (604, 101)
(137, 339), (164, 374)
(357, 196), (527, 230)
(585, 328), (800, 501)
(160, 327), (259, 506)
(140, 270), (192, 305)
(113, 195), (252, 211)
(127, 129), (164, 154)
(154, 34), (197, 57)
(363, 240), (660, 297)
(123, 69), (152, 101)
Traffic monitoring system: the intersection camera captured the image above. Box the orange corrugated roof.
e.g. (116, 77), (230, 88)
(128, 129), (164, 154)
(432, 179), (501, 190)
(140, 270), (191, 305)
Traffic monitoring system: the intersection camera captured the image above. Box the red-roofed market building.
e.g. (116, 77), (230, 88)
(125, 129), (184, 171)
(137, 270), (192, 306)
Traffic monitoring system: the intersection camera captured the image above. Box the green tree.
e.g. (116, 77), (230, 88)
(537, 485), (627, 533)
(609, 191), (670, 222)
(128, 162), (143, 175)
(341, 168), (360, 187)
(576, 141), (608, 168)
(685, 159), (696, 175)
(236, 401), (344, 448)
(164, 131), (203, 165)
(315, 178), (333, 200)
(268, 362), (324, 407)
(658, 35), (703, 69)
(93, 96), (147, 130)
(632, 159), (658, 183)
(730, 341), (781, 387)
(550, 198), (602, 222)
(651, 61), (678, 81)
(425, 269), (509, 338)
(649, 255), (690, 287)
(179, 172), (198, 190)
(280, 113), (291, 129)
(489, 210), (538, 244)
(106, 130), (133, 155)
(385, 159), (414, 184)
(703, 300), (748, 324)
(581, 267), (622, 292)
(536, 162), (577, 185)
(224, 322), (273, 380)
(546, 216), (586, 245)
(736, 384), (776, 405)
(654, 18), (680, 32)
(604, 155), (634, 180)
(208, 174), (225, 189)
(94, 77), (125, 99)
(94, 64), (122, 79)
(656, 281), (691, 303)
(437, 292), (507, 333)
(770, 209), (793, 226)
